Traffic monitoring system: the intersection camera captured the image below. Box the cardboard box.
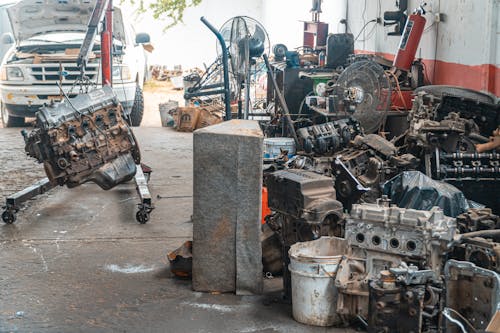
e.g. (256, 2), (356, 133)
(196, 106), (223, 129)
(175, 107), (200, 132)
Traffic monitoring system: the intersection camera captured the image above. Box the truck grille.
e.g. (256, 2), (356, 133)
(30, 64), (99, 85)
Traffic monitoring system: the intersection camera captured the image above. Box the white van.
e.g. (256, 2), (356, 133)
(0, 0), (149, 127)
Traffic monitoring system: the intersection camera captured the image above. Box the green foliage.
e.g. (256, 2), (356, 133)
(131, 0), (202, 29)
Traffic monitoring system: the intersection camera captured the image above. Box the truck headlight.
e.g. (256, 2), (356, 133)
(112, 65), (131, 81)
(0, 66), (24, 81)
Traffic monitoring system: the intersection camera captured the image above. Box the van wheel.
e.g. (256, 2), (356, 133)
(129, 84), (144, 126)
(1, 101), (24, 128)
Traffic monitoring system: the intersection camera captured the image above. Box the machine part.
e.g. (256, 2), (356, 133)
(168, 241), (193, 278)
(296, 117), (362, 155)
(393, 8), (426, 71)
(335, 202), (456, 320)
(272, 43), (288, 61)
(457, 208), (499, 233)
(266, 169), (343, 300)
(326, 33), (354, 69)
(331, 136), (418, 209)
(444, 260), (500, 333)
(2, 178), (55, 224)
(332, 156), (370, 209)
(407, 87), (500, 211)
(368, 276), (425, 333)
(412, 85), (498, 137)
(263, 54), (301, 149)
(382, 171), (471, 218)
(367, 267), (441, 333)
(347, 203), (455, 264)
(23, 86), (139, 190)
(451, 231), (500, 273)
(332, 60), (392, 133)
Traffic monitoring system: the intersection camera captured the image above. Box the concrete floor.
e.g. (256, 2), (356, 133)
(0, 126), (353, 332)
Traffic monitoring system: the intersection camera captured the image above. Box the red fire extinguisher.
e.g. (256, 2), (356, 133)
(393, 4), (427, 71)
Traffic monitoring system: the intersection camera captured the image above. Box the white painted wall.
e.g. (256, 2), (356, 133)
(124, 0), (264, 68)
(346, 0), (499, 66)
(122, 0), (499, 93)
(126, 0), (350, 68)
(261, 0), (347, 50)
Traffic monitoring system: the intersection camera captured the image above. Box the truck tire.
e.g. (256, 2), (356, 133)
(1, 101), (24, 128)
(129, 84), (144, 126)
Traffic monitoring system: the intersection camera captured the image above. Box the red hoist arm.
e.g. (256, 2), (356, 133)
(101, 0), (113, 86)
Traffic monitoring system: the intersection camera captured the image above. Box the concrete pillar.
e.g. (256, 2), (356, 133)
(192, 120), (263, 295)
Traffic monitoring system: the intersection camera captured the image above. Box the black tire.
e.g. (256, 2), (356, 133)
(129, 84), (144, 126)
(1, 101), (24, 127)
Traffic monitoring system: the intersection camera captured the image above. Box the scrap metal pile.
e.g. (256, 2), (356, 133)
(263, 76), (500, 331)
(22, 86), (140, 190)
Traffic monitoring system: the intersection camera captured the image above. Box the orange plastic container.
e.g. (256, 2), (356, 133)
(262, 187), (271, 224)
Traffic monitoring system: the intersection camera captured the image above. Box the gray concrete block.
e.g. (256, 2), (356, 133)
(192, 120), (263, 295)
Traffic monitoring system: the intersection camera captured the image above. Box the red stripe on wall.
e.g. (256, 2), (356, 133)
(354, 50), (500, 97)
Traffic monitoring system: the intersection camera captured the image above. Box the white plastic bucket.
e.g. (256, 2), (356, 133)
(159, 101), (178, 127)
(289, 237), (346, 327)
(263, 137), (296, 159)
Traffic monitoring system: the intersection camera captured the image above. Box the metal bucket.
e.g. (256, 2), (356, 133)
(289, 237), (346, 326)
(263, 137), (296, 160)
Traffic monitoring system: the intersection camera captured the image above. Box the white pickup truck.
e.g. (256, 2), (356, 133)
(0, 0), (150, 127)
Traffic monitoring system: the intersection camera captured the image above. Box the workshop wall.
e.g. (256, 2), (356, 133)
(128, 0), (264, 68)
(261, 0), (347, 49)
(346, 0), (500, 95)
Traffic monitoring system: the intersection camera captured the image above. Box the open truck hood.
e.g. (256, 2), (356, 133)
(7, 0), (125, 42)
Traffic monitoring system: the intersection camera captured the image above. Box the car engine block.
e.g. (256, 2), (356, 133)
(23, 86), (140, 190)
(265, 169), (344, 299)
(335, 201), (456, 322)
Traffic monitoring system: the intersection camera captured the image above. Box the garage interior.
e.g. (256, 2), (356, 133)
(0, 0), (499, 332)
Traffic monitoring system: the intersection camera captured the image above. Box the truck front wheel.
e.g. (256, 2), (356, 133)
(1, 101), (24, 128)
(129, 84), (144, 126)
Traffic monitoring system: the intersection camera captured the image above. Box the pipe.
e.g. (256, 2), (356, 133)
(200, 17), (231, 120)
(262, 54), (301, 150)
(460, 229), (500, 239)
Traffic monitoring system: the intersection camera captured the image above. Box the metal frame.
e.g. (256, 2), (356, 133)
(183, 17), (232, 121)
(2, 165), (153, 224)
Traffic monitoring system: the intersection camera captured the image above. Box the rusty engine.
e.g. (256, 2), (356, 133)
(22, 86), (140, 190)
(263, 81), (499, 331)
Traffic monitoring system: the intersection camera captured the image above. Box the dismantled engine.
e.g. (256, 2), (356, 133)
(263, 82), (499, 331)
(23, 86), (140, 190)
(336, 201), (455, 329)
(265, 169), (343, 299)
(296, 117), (362, 155)
(407, 88), (500, 211)
(287, 133), (418, 209)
